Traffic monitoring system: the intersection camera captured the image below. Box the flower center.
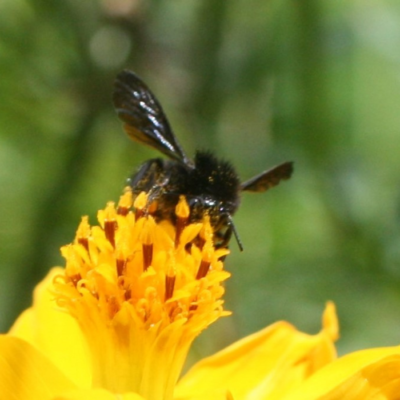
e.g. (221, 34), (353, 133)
(53, 190), (231, 399)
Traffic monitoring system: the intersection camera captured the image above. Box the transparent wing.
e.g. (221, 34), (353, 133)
(113, 70), (190, 164)
(240, 161), (293, 192)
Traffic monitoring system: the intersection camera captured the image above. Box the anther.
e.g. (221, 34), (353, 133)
(76, 216), (91, 252)
(165, 275), (176, 301)
(141, 218), (154, 271)
(196, 242), (213, 279)
(189, 303), (198, 312)
(116, 258), (125, 276)
(197, 215), (212, 250)
(135, 209), (145, 220)
(69, 273), (82, 286)
(77, 237), (89, 252)
(134, 192), (148, 220)
(117, 206), (129, 216)
(142, 244), (153, 271)
(196, 260), (211, 279)
(175, 196), (190, 247)
(124, 289), (131, 301)
(117, 188), (133, 216)
(104, 220), (116, 248)
(103, 202), (118, 247)
(108, 296), (120, 318)
(165, 255), (176, 300)
(195, 237), (205, 250)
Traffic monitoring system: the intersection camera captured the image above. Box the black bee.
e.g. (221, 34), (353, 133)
(113, 70), (293, 250)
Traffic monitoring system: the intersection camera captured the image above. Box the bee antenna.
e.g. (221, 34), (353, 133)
(227, 215), (244, 252)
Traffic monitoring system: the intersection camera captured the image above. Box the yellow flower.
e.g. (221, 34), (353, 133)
(2, 190), (400, 399)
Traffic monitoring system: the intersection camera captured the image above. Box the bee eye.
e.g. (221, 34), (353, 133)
(188, 197), (200, 207)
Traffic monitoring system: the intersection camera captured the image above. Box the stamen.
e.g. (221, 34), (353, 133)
(69, 273), (82, 286)
(196, 243), (213, 279)
(142, 244), (153, 271)
(196, 215), (212, 250)
(141, 218), (154, 271)
(117, 188), (133, 216)
(104, 220), (116, 248)
(76, 216), (91, 252)
(196, 260), (211, 279)
(165, 275), (176, 301)
(165, 255), (176, 300)
(78, 237), (89, 252)
(134, 192), (148, 219)
(102, 202), (118, 247)
(116, 258), (125, 276)
(117, 207), (128, 216)
(124, 288), (131, 301)
(195, 237), (205, 250)
(175, 196), (190, 247)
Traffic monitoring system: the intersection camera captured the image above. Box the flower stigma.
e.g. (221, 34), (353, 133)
(53, 190), (231, 400)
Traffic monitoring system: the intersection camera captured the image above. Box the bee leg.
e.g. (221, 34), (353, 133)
(130, 158), (169, 215)
(145, 176), (169, 211)
(213, 226), (232, 251)
(129, 158), (165, 194)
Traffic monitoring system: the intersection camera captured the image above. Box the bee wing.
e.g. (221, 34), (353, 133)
(113, 70), (190, 164)
(240, 161), (293, 192)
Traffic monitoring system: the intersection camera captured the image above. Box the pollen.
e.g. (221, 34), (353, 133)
(52, 189), (231, 399)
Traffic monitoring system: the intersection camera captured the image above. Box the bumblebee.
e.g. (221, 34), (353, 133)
(113, 70), (293, 249)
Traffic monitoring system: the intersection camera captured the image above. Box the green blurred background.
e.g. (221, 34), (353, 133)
(1, 0), (400, 364)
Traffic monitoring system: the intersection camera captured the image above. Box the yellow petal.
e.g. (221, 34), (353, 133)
(0, 335), (76, 400)
(175, 304), (337, 399)
(9, 267), (91, 388)
(282, 347), (400, 400)
(53, 388), (146, 400)
(173, 390), (233, 400)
